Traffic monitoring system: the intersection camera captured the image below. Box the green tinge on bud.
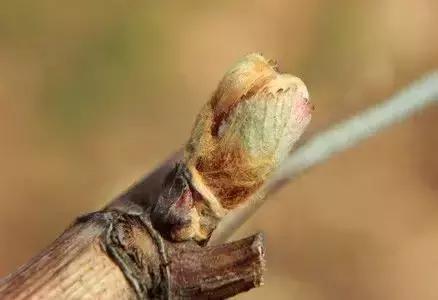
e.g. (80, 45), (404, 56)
(185, 53), (312, 213)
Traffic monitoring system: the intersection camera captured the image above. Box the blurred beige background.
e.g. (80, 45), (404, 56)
(0, 1), (437, 299)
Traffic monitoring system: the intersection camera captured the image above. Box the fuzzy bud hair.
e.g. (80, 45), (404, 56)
(185, 53), (312, 211)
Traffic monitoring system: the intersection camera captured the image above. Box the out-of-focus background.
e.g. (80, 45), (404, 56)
(0, 1), (437, 299)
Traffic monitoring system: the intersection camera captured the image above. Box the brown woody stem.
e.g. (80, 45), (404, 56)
(169, 233), (265, 299)
(0, 209), (265, 299)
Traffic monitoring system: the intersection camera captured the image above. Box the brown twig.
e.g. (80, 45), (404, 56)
(0, 211), (265, 299)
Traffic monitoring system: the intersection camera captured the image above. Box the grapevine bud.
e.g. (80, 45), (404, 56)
(156, 53), (312, 243)
(186, 53), (312, 220)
